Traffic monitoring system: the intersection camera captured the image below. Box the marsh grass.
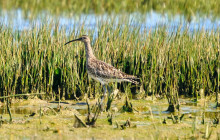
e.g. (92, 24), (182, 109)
(1, 0), (220, 19)
(0, 20), (219, 103)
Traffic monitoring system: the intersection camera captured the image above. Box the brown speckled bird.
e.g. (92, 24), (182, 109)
(65, 35), (139, 104)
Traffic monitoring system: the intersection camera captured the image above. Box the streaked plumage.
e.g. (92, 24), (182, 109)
(65, 35), (139, 108)
(65, 35), (139, 85)
(87, 57), (139, 85)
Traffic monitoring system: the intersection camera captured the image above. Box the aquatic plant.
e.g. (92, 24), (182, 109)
(0, 21), (219, 102)
(1, 0), (220, 19)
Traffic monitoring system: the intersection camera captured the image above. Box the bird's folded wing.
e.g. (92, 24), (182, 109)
(88, 59), (137, 80)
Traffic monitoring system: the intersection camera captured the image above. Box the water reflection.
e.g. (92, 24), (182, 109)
(0, 9), (219, 35)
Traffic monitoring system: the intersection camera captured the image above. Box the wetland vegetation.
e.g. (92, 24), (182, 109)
(0, 0), (219, 139)
(1, 0), (220, 19)
(0, 21), (219, 102)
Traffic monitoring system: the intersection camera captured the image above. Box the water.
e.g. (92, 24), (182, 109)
(0, 102), (88, 115)
(2, 99), (217, 119)
(142, 99), (219, 118)
(0, 99), (219, 139)
(0, 9), (219, 36)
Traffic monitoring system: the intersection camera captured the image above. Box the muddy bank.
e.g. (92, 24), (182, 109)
(0, 97), (219, 139)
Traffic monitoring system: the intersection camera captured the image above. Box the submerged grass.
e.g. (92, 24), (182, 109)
(0, 20), (219, 101)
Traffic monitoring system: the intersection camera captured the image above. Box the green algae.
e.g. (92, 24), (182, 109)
(0, 98), (219, 139)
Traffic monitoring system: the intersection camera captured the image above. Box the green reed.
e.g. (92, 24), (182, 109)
(1, 0), (220, 19)
(0, 21), (219, 101)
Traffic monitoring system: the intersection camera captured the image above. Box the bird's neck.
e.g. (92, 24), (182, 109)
(84, 41), (95, 60)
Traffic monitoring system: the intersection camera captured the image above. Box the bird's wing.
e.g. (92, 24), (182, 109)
(88, 59), (138, 80)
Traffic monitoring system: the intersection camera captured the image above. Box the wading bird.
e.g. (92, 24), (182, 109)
(65, 35), (139, 109)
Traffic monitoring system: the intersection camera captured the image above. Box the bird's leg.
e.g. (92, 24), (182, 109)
(100, 85), (107, 111)
(107, 85), (112, 97)
(106, 85), (113, 111)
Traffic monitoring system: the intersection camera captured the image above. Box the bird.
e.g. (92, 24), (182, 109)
(65, 35), (139, 109)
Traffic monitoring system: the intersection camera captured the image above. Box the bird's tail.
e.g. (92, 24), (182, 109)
(124, 76), (140, 85)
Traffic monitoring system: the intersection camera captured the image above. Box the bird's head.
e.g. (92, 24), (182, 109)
(65, 35), (90, 45)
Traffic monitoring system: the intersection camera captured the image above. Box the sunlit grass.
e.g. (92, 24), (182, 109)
(0, 0), (220, 19)
(0, 20), (219, 101)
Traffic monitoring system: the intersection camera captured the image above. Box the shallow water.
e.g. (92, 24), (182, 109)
(1, 98), (218, 118)
(0, 101), (88, 115)
(0, 98), (219, 139)
(0, 9), (219, 35)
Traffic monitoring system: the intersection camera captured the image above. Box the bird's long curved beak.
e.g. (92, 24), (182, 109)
(65, 38), (82, 45)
